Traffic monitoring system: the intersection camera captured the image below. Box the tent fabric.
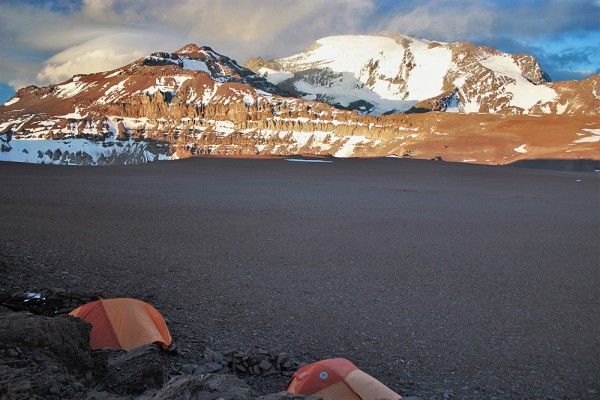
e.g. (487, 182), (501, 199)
(69, 298), (172, 351)
(286, 358), (401, 400)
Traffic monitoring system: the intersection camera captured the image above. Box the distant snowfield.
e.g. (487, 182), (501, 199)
(0, 137), (171, 165)
(260, 34), (571, 116)
(268, 35), (454, 114)
(405, 43), (452, 100)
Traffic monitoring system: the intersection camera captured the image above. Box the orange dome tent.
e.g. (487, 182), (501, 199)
(286, 358), (401, 400)
(69, 298), (172, 351)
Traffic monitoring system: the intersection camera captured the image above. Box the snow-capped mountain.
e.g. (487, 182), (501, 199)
(1, 42), (598, 166)
(245, 33), (599, 116)
(0, 44), (386, 164)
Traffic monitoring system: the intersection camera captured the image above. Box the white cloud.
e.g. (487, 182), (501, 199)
(1, 0), (376, 88)
(377, 0), (494, 42)
(36, 32), (183, 84)
(0, 0), (598, 89)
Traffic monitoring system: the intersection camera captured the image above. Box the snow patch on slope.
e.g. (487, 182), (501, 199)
(480, 55), (556, 112)
(56, 80), (94, 99)
(259, 68), (293, 85)
(573, 128), (600, 143)
(335, 136), (370, 157)
(97, 78), (129, 104)
(3, 97), (20, 106)
(514, 144), (527, 153)
(406, 44), (452, 100)
(182, 59), (210, 73)
(0, 138), (172, 165)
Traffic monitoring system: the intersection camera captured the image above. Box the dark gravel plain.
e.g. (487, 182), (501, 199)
(1, 157), (599, 399)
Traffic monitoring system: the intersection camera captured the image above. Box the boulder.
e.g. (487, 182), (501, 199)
(0, 312), (93, 399)
(0, 312), (92, 374)
(103, 344), (167, 395)
(147, 373), (251, 400)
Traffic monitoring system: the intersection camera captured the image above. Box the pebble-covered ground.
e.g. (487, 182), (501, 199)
(1, 157), (598, 399)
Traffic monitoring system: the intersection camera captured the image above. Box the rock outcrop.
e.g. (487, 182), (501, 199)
(0, 308), (320, 400)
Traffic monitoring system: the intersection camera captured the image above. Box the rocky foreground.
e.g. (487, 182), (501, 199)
(1, 158), (598, 399)
(0, 290), (319, 400)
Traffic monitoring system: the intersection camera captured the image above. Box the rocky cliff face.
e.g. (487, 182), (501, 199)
(245, 33), (598, 116)
(1, 42), (598, 165)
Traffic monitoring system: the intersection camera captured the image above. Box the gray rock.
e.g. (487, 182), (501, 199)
(206, 362), (224, 372)
(104, 343), (167, 395)
(204, 347), (226, 363)
(277, 352), (289, 365)
(281, 360), (295, 370)
(263, 367), (281, 376)
(193, 364), (210, 375)
(259, 359), (272, 371)
(147, 373), (251, 400)
(182, 363), (198, 375)
(0, 312), (93, 374)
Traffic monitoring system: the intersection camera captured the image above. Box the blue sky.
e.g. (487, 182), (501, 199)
(1, 0), (598, 104)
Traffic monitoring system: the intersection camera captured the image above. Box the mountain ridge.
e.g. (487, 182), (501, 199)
(244, 33), (598, 116)
(1, 36), (598, 166)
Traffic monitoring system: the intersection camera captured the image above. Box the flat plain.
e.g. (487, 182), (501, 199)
(1, 157), (598, 399)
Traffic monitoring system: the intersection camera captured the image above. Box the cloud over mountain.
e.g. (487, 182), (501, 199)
(0, 0), (598, 90)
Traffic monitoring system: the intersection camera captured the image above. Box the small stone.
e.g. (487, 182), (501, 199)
(236, 364), (248, 373)
(193, 365), (210, 375)
(264, 366), (280, 376)
(206, 362), (223, 372)
(277, 352), (289, 364)
(252, 364), (261, 375)
(181, 364), (198, 375)
(282, 360), (295, 370)
(203, 347), (216, 362)
(259, 360), (272, 370)
(213, 352), (225, 363)
(248, 354), (266, 365)
(282, 370), (295, 377)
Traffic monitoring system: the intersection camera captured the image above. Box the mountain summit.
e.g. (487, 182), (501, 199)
(245, 33), (598, 116)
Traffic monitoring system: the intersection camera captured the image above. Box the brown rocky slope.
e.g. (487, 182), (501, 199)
(0, 43), (598, 165)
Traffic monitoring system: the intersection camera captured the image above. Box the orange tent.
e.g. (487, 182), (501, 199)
(286, 358), (401, 400)
(69, 298), (172, 351)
